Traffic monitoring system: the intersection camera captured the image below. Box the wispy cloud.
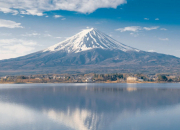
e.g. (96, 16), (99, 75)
(116, 26), (142, 32)
(55, 37), (62, 39)
(61, 18), (66, 20)
(0, 19), (23, 28)
(148, 50), (156, 52)
(143, 26), (159, 31)
(159, 38), (169, 41)
(21, 32), (61, 39)
(21, 33), (40, 37)
(54, 15), (63, 18)
(0, 0), (127, 16)
(130, 33), (139, 37)
(20, 10), (43, 16)
(0, 39), (37, 60)
(116, 26), (159, 32)
(144, 18), (149, 20)
(0, 39), (36, 46)
(44, 34), (52, 37)
(155, 18), (159, 20)
(0, 7), (18, 15)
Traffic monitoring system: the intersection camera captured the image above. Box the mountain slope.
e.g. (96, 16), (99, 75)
(0, 28), (180, 75)
(43, 28), (139, 53)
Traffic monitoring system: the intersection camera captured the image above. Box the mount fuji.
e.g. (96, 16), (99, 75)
(0, 28), (180, 75)
(43, 28), (139, 53)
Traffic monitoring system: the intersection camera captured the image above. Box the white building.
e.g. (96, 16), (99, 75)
(127, 77), (138, 82)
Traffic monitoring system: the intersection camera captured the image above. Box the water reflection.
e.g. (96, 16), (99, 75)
(0, 84), (180, 130)
(44, 108), (101, 130)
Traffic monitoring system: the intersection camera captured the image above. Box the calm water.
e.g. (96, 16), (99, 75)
(0, 83), (180, 130)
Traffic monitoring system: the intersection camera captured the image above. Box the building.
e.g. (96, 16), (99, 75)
(127, 77), (138, 82)
(138, 79), (144, 82)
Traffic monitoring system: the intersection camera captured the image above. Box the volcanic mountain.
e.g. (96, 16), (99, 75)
(43, 28), (139, 53)
(0, 28), (180, 75)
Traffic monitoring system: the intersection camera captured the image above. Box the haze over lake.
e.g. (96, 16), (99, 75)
(0, 83), (180, 130)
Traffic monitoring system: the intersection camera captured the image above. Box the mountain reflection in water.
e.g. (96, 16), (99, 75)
(0, 83), (180, 130)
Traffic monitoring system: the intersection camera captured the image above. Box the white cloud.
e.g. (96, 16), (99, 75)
(0, 39), (37, 60)
(143, 26), (159, 31)
(0, 0), (127, 16)
(20, 10), (43, 16)
(148, 50), (156, 52)
(159, 38), (169, 41)
(0, 19), (23, 28)
(54, 15), (63, 18)
(155, 18), (159, 20)
(116, 26), (142, 32)
(160, 28), (167, 31)
(0, 39), (37, 46)
(21, 33), (40, 37)
(21, 32), (58, 38)
(116, 26), (159, 32)
(61, 18), (66, 20)
(144, 18), (149, 20)
(130, 32), (139, 37)
(0, 7), (18, 15)
(44, 34), (52, 37)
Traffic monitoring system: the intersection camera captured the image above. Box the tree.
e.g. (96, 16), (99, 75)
(117, 74), (123, 79)
(17, 76), (27, 79)
(168, 79), (173, 82)
(158, 75), (168, 81)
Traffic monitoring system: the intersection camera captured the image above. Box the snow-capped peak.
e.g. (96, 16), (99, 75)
(43, 28), (139, 53)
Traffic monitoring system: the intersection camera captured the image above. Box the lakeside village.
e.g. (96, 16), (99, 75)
(1, 73), (180, 84)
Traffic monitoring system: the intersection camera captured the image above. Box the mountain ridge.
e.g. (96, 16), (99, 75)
(0, 28), (180, 75)
(43, 28), (140, 53)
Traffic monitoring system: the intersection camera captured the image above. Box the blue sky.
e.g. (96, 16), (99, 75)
(0, 0), (180, 60)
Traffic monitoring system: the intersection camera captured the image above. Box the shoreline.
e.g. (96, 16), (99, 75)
(0, 81), (179, 84)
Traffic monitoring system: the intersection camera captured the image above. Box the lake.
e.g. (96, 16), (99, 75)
(0, 83), (180, 130)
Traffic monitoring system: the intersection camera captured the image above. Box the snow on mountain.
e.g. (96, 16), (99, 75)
(1, 28), (180, 74)
(43, 28), (140, 53)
